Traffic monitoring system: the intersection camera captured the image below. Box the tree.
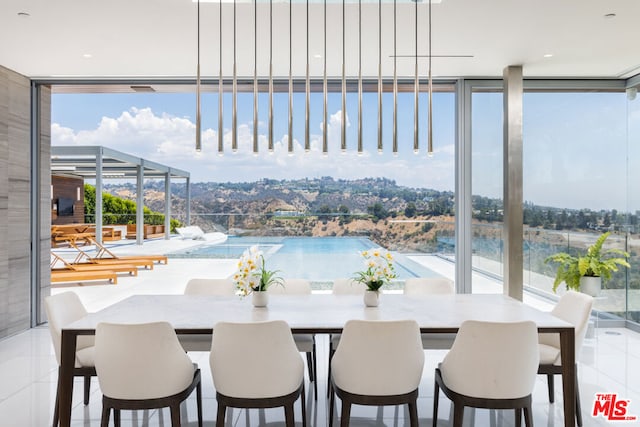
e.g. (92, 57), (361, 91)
(404, 202), (417, 218)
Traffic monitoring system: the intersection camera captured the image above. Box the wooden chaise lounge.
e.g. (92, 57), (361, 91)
(69, 241), (156, 270)
(87, 237), (169, 265)
(51, 269), (118, 284)
(51, 252), (138, 276)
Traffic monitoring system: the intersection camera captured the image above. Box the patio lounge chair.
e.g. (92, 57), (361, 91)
(84, 237), (168, 265)
(68, 241), (156, 270)
(51, 252), (138, 276)
(51, 269), (118, 284)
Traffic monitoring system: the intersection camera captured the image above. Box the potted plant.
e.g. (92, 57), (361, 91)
(353, 248), (397, 306)
(233, 245), (283, 307)
(544, 232), (630, 296)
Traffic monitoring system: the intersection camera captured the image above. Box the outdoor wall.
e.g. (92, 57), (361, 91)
(51, 175), (84, 225)
(0, 65), (50, 338)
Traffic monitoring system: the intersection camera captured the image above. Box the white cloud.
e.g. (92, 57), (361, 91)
(52, 106), (454, 190)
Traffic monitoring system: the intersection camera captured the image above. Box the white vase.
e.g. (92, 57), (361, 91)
(252, 291), (269, 307)
(580, 276), (602, 297)
(364, 290), (380, 307)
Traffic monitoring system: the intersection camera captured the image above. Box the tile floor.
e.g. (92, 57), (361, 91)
(1, 239), (638, 426)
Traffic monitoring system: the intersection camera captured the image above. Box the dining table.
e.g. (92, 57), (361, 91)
(57, 293), (577, 426)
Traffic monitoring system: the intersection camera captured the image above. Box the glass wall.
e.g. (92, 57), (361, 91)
(627, 85), (640, 322)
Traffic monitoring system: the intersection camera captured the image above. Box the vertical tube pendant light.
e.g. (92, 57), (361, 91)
(268, 0), (274, 152)
(413, 0), (419, 154)
(253, 0), (258, 154)
(357, 0), (362, 154)
(377, 0), (382, 153)
(392, 0), (398, 155)
(232, 0), (238, 152)
(428, 0), (433, 156)
(341, 0), (346, 153)
(288, 0), (293, 154)
(195, 0), (201, 152)
(218, 0), (224, 155)
(305, 0), (310, 152)
(322, 0), (328, 155)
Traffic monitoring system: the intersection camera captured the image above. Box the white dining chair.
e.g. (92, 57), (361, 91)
(403, 277), (457, 350)
(538, 290), (593, 427)
(44, 291), (96, 427)
(267, 278), (318, 398)
(94, 321), (203, 427)
(329, 319), (424, 427)
(433, 320), (539, 427)
(210, 320), (306, 427)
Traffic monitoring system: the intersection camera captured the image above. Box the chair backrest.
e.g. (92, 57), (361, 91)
(94, 321), (195, 400)
(210, 320), (304, 399)
(44, 291), (94, 365)
(267, 278), (311, 295)
(403, 277), (454, 295)
(331, 278), (367, 295)
(538, 290), (593, 354)
(331, 319), (424, 396)
(440, 320), (539, 399)
(184, 278), (237, 295)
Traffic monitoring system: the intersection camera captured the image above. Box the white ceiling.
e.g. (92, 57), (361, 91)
(1, 0), (639, 82)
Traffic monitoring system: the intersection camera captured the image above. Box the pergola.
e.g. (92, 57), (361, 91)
(51, 146), (191, 245)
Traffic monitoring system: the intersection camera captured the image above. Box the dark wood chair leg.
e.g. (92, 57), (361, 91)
(575, 366), (583, 427)
(340, 399), (351, 427)
(432, 380), (440, 427)
(328, 386), (336, 427)
(53, 384), (60, 427)
(408, 400), (419, 427)
(524, 405), (533, 427)
(284, 403), (295, 427)
(312, 341), (318, 400)
(170, 403), (181, 427)
(196, 379), (203, 427)
(100, 404), (110, 427)
(327, 343), (335, 398)
(452, 403), (464, 427)
(113, 408), (121, 427)
(84, 375), (91, 405)
(301, 381), (307, 427)
(515, 408), (522, 427)
(306, 351), (314, 383)
(216, 403), (226, 427)
(547, 374), (555, 403)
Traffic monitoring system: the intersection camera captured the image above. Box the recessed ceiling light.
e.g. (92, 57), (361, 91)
(17, 12), (30, 17)
(314, 54), (322, 59)
(543, 53), (553, 58)
(82, 53), (93, 59)
(604, 13), (616, 19)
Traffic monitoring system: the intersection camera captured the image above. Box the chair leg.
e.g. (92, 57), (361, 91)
(196, 379), (203, 427)
(408, 400), (419, 427)
(312, 341), (318, 400)
(514, 408), (522, 427)
(170, 403), (181, 427)
(575, 366), (583, 427)
(53, 383), (60, 427)
(114, 409), (121, 427)
(547, 374), (555, 403)
(328, 386), (336, 427)
(100, 403), (110, 427)
(432, 380), (440, 427)
(284, 402), (295, 427)
(524, 404), (534, 427)
(216, 402), (226, 427)
(452, 404), (464, 427)
(340, 399), (351, 427)
(84, 375), (91, 405)
(301, 381), (307, 427)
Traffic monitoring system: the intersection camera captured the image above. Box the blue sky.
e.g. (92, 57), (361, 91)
(52, 89), (634, 211)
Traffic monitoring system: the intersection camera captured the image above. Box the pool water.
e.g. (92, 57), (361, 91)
(168, 236), (437, 282)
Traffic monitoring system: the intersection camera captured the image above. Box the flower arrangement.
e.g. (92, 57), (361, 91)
(353, 248), (397, 291)
(233, 245), (283, 296)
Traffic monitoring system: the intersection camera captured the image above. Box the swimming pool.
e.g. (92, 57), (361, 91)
(168, 236), (438, 282)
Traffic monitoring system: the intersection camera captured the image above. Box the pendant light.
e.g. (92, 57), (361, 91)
(428, 0), (433, 156)
(377, 0), (382, 153)
(341, 0), (346, 153)
(305, 0), (310, 152)
(232, 0), (237, 153)
(322, 0), (328, 155)
(392, 0), (398, 155)
(268, 0), (274, 152)
(288, 0), (293, 154)
(217, 0), (224, 156)
(253, 0), (258, 154)
(357, 0), (362, 154)
(414, 0), (419, 154)
(195, 0), (201, 152)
